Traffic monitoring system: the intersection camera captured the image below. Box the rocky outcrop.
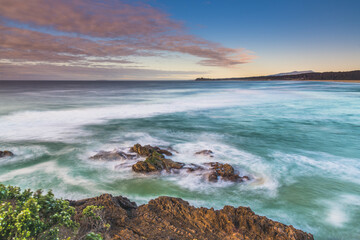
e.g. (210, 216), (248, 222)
(132, 150), (184, 173)
(90, 144), (250, 182)
(206, 162), (249, 182)
(69, 193), (314, 240)
(129, 144), (249, 182)
(130, 143), (172, 157)
(0, 150), (14, 158)
(90, 150), (136, 161)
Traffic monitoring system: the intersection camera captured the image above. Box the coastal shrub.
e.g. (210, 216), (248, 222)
(82, 205), (104, 221)
(0, 184), (78, 240)
(79, 205), (108, 239)
(85, 232), (103, 240)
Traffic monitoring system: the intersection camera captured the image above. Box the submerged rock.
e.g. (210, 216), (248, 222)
(195, 149), (214, 157)
(130, 143), (172, 157)
(90, 150), (136, 161)
(69, 193), (314, 240)
(0, 150), (14, 158)
(132, 150), (184, 173)
(183, 163), (205, 172)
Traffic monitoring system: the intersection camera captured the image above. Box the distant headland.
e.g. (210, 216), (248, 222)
(195, 70), (360, 82)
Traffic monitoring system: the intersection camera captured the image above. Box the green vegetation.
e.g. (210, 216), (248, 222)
(0, 184), (78, 240)
(82, 205), (104, 221)
(85, 232), (103, 240)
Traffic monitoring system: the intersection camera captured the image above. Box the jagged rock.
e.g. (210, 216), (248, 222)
(69, 194), (314, 240)
(90, 150), (136, 161)
(130, 143), (172, 157)
(206, 162), (249, 182)
(0, 150), (14, 158)
(132, 150), (184, 173)
(195, 149), (214, 157)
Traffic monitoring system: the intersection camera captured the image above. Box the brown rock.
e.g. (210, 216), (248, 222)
(206, 162), (249, 182)
(0, 150), (14, 158)
(69, 194), (314, 240)
(132, 150), (184, 173)
(90, 151), (136, 161)
(130, 143), (172, 157)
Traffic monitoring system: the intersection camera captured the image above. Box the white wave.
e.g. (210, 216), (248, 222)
(0, 89), (272, 142)
(0, 161), (98, 191)
(320, 194), (360, 228)
(326, 203), (348, 227)
(0, 145), (49, 166)
(165, 140), (279, 194)
(272, 151), (360, 184)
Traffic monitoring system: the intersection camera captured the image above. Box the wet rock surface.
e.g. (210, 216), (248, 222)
(90, 144), (250, 183)
(0, 150), (14, 158)
(132, 149), (184, 173)
(206, 162), (249, 182)
(130, 143), (172, 157)
(195, 149), (214, 157)
(69, 193), (314, 240)
(183, 163), (205, 172)
(90, 150), (136, 161)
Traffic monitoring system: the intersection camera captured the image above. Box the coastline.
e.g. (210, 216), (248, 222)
(195, 70), (360, 82)
(0, 182), (314, 240)
(196, 79), (360, 83)
(68, 193), (314, 240)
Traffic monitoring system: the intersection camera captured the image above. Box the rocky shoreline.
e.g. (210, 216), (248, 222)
(1, 148), (314, 239)
(69, 193), (314, 240)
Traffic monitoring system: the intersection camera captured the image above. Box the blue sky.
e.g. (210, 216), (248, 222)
(0, 0), (359, 80)
(152, 0), (360, 75)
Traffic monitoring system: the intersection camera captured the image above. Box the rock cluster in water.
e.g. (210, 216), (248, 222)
(0, 150), (14, 158)
(69, 193), (314, 240)
(90, 144), (250, 182)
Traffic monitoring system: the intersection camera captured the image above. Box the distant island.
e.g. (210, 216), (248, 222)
(195, 70), (360, 81)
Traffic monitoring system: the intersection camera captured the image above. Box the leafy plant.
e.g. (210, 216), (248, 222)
(85, 232), (103, 240)
(0, 184), (78, 240)
(82, 205), (104, 221)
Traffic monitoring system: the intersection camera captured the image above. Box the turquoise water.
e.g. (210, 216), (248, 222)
(0, 80), (359, 239)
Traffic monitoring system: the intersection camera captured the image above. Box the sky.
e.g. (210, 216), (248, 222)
(0, 0), (359, 80)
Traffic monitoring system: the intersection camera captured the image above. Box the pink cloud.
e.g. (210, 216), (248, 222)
(0, 0), (181, 38)
(0, 0), (255, 72)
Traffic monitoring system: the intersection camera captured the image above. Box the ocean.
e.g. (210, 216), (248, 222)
(0, 80), (359, 239)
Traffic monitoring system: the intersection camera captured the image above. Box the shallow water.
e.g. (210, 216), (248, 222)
(0, 80), (359, 239)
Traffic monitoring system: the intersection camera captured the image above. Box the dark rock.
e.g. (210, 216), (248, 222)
(0, 150), (14, 158)
(130, 143), (172, 157)
(90, 150), (136, 161)
(167, 146), (179, 153)
(195, 149), (214, 157)
(69, 194), (314, 240)
(206, 162), (249, 182)
(208, 172), (219, 182)
(132, 150), (184, 173)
